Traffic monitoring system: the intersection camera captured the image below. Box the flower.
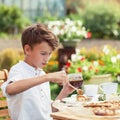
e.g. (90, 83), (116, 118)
(47, 18), (89, 42)
(43, 50), (59, 73)
(86, 32), (92, 39)
(66, 45), (120, 80)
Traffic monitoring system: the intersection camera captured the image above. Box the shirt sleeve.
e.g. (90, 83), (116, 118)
(1, 66), (23, 98)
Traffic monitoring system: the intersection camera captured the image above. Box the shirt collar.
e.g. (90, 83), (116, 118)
(19, 61), (43, 73)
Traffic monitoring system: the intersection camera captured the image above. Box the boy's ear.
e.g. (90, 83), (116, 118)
(24, 44), (31, 55)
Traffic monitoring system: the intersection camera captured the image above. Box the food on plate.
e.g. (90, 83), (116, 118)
(77, 95), (92, 102)
(77, 89), (83, 95)
(84, 101), (112, 107)
(84, 100), (120, 116)
(93, 107), (115, 116)
(76, 89), (92, 102)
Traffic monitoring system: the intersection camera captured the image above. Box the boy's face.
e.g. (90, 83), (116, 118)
(24, 42), (53, 68)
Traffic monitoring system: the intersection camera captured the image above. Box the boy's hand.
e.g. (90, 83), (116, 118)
(47, 71), (68, 85)
(62, 82), (76, 95)
(55, 82), (75, 100)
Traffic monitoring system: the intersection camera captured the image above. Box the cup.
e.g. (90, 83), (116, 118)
(84, 84), (98, 97)
(68, 73), (83, 88)
(99, 82), (118, 94)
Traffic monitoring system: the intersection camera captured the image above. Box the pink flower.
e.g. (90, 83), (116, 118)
(80, 57), (85, 61)
(86, 32), (92, 39)
(66, 61), (71, 67)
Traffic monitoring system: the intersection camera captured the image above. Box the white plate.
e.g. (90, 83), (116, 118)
(62, 94), (77, 104)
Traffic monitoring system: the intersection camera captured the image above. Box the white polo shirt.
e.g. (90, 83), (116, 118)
(1, 61), (53, 120)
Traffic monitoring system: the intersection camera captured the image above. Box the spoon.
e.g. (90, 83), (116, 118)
(69, 84), (83, 95)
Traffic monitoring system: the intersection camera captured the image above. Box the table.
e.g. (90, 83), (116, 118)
(51, 111), (120, 120)
(51, 111), (92, 120)
(51, 100), (120, 120)
(51, 112), (84, 120)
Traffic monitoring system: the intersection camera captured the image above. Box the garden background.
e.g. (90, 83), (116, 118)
(0, 0), (120, 100)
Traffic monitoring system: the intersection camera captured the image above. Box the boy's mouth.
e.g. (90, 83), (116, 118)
(42, 63), (47, 66)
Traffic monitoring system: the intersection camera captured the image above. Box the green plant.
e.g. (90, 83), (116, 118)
(50, 83), (61, 100)
(43, 50), (59, 73)
(79, 2), (120, 39)
(66, 45), (120, 81)
(0, 4), (31, 34)
(0, 48), (24, 70)
(47, 18), (88, 42)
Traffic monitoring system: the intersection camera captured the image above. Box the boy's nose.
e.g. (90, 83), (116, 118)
(44, 57), (49, 63)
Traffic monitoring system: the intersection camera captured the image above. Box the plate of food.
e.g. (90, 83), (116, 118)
(52, 93), (93, 111)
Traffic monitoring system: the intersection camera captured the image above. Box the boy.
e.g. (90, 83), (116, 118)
(1, 23), (75, 120)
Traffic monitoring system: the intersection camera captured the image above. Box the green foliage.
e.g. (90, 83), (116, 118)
(0, 48), (24, 70)
(36, 14), (58, 23)
(50, 83), (61, 100)
(67, 45), (120, 81)
(78, 2), (120, 39)
(0, 4), (31, 34)
(0, 32), (8, 39)
(47, 18), (88, 42)
(43, 50), (59, 73)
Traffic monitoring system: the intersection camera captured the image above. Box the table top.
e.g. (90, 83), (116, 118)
(51, 111), (120, 120)
(51, 98), (120, 120)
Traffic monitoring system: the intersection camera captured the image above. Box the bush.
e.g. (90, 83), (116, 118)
(0, 48), (24, 70)
(66, 45), (120, 80)
(79, 2), (120, 39)
(43, 49), (59, 73)
(50, 83), (61, 100)
(0, 4), (31, 34)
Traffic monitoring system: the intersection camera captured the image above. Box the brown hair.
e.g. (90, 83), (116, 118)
(21, 23), (59, 50)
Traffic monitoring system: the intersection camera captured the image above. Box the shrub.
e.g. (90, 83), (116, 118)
(47, 18), (88, 43)
(50, 83), (61, 100)
(0, 4), (31, 34)
(0, 48), (24, 70)
(43, 50), (59, 73)
(66, 45), (120, 80)
(79, 2), (120, 39)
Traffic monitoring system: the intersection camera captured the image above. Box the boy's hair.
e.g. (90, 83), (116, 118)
(21, 23), (59, 50)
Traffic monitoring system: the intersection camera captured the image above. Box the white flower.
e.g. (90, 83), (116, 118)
(83, 66), (88, 71)
(47, 18), (87, 42)
(75, 48), (80, 55)
(52, 26), (59, 35)
(111, 56), (117, 63)
(93, 61), (99, 67)
(103, 45), (110, 55)
(71, 54), (82, 61)
(113, 29), (119, 36)
(71, 54), (77, 62)
(71, 26), (77, 32)
(117, 54), (120, 60)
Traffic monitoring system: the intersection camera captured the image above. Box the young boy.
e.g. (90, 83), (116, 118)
(1, 23), (75, 120)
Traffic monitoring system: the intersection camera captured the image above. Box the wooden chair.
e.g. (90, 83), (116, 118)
(0, 69), (11, 120)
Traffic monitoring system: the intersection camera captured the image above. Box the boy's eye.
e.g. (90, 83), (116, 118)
(41, 53), (46, 55)
(40, 52), (52, 56)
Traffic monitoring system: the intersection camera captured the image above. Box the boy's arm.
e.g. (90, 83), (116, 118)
(6, 75), (48, 95)
(52, 83), (75, 112)
(6, 71), (67, 95)
(55, 83), (75, 100)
